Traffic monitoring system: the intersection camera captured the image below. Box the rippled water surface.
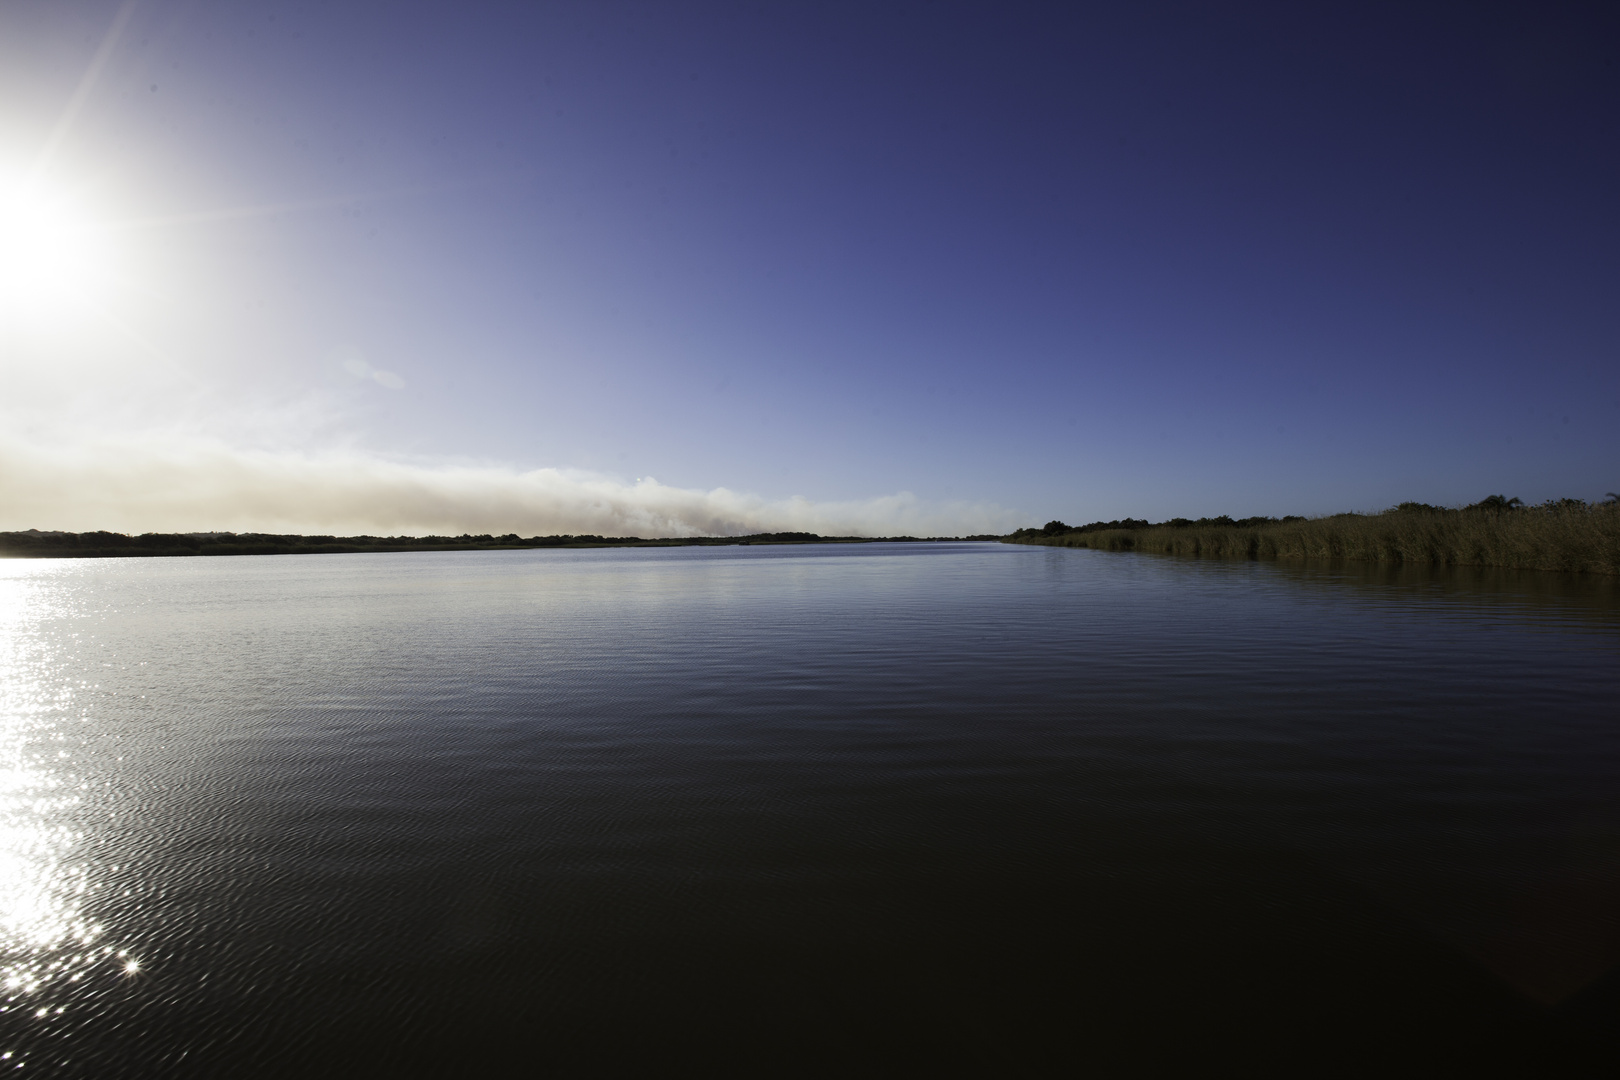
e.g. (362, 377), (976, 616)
(1, 544), (1617, 1075)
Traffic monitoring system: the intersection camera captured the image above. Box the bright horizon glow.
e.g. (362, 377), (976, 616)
(0, 432), (1020, 537)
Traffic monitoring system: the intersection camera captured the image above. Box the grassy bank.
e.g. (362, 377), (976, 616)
(1006, 500), (1620, 575)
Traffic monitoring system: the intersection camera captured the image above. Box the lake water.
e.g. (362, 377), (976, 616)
(0, 543), (1616, 1075)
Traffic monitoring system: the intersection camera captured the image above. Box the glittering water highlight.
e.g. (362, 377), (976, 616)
(0, 566), (135, 1029)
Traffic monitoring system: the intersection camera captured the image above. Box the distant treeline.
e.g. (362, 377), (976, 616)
(1006, 495), (1620, 575)
(0, 530), (991, 560)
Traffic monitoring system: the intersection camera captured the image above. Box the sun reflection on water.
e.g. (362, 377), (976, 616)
(0, 564), (129, 1008)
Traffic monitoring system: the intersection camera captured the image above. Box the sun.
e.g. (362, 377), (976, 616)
(0, 176), (114, 329)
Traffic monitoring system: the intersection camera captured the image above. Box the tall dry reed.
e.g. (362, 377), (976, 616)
(1011, 504), (1620, 575)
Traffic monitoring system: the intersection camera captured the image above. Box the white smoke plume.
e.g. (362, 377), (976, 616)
(0, 435), (1021, 537)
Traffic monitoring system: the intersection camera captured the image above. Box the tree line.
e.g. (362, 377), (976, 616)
(1011, 494), (1616, 541)
(0, 530), (975, 559)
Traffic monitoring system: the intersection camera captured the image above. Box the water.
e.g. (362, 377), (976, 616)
(0, 543), (1616, 1075)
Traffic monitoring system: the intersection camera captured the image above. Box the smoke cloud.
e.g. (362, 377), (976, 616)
(0, 435), (1021, 537)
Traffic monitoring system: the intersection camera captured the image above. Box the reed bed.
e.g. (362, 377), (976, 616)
(1011, 503), (1620, 575)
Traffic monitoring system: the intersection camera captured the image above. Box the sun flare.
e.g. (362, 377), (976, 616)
(0, 177), (114, 328)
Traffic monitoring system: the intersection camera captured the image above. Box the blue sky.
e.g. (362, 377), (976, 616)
(1, 2), (1616, 535)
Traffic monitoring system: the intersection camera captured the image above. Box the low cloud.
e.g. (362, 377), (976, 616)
(0, 435), (1021, 537)
(341, 357), (405, 389)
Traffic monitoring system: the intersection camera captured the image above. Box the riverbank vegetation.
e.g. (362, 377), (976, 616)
(1006, 496), (1620, 575)
(0, 530), (990, 559)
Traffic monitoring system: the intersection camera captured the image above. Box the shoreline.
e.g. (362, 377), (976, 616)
(0, 530), (1001, 560)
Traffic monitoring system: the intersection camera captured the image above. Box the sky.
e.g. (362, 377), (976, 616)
(1, 1), (1617, 536)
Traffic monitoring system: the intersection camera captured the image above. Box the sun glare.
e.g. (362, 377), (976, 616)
(0, 177), (113, 329)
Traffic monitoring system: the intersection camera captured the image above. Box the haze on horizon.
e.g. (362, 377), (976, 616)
(2, 2), (1617, 537)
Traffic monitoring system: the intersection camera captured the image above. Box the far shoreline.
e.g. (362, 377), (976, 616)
(11, 496), (1618, 576)
(0, 530), (1006, 560)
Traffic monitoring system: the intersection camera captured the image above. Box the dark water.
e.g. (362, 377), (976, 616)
(1, 543), (1617, 1076)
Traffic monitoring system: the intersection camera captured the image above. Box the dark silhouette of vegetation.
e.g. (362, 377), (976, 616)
(1010, 514), (1301, 542)
(0, 530), (974, 560)
(1007, 497), (1620, 575)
